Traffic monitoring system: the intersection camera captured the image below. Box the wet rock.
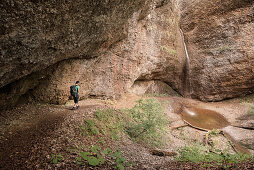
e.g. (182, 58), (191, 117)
(180, 107), (230, 130)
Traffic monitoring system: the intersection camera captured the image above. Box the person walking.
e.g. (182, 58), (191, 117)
(70, 81), (80, 110)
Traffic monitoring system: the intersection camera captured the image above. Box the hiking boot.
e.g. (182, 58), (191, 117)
(71, 107), (76, 110)
(76, 105), (80, 109)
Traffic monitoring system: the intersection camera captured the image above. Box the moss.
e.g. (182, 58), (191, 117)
(161, 45), (177, 55)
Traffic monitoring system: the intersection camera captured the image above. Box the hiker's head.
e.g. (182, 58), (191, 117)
(75, 81), (80, 85)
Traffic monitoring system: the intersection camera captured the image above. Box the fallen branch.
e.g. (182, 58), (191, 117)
(150, 149), (177, 157)
(170, 124), (188, 130)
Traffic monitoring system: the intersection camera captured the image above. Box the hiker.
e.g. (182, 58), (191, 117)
(70, 81), (80, 110)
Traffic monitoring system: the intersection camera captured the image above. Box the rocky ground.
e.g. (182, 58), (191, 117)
(0, 93), (254, 169)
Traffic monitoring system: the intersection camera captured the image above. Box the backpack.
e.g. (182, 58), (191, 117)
(70, 85), (77, 96)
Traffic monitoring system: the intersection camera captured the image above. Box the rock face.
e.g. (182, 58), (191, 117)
(0, 0), (154, 88)
(129, 80), (179, 96)
(32, 0), (183, 104)
(0, 0), (254, 108)
(179, 0), (254, 101)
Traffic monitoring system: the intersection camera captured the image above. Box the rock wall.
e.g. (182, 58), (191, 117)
(1, 0), (254, 108)
(32, 0), (183, 104)
(179, 0), (254, 101)
(0, 0), (153, 88)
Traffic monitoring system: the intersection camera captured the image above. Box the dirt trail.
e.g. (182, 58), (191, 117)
(0, 94), (253, 169)
(0, 105), (71, 169)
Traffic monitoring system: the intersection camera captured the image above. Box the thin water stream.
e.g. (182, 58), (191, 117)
(179, 28), (191, 97)
(178, 29), (250, 154)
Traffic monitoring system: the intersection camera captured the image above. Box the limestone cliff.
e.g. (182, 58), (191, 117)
(179, 0), (254, 100)
(32, 0), (182, 104)
(0, 0), (153, 88)
(0, 0), (254, 108)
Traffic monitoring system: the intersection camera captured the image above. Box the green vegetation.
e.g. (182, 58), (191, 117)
(51, 98), (254, 169)
(124, 99), (169, 148)
(71, 99), (168, 168)
(80, 119), (99, 136)
(176, 143), (254, 168)
(161, 45), (177, 55)
(74, 145), (128, 169)
(209, 129), (221, 136)
(79, 108), (122, 140)
(51, 154), (63, 164)
(240, 95), (254, 103)
(95, 108), (123, 140)
(167, 18), (175, 25)
(75, 145), (105, 166)
(144, 93), (170, 97)
(247, 104), (254, 115)
(217, 46), (233, 53)
(79, 99), (169, 148)
(112, 149), (128, 170)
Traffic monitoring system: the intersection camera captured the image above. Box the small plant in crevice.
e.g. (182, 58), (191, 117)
(247, 104), (254, 115)
(217, 46), (233, 53)
(161, 45), (177, 55)
(208, 129), (221, 136)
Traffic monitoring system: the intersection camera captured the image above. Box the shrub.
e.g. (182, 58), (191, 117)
(124, 99), (169, 148)
(94, 108), (123, 140)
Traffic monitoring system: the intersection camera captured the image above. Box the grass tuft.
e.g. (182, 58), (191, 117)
(176, 143), (254, 168)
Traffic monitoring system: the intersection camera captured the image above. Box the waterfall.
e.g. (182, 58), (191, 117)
(180, 29), (190, 66)
(179, 28), (191, 97)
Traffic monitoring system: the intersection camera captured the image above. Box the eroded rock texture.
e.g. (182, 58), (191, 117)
(179, 0), (254, 101)
(0, 0), (254, 108)
(32, 0), (182, 104)
(0, 0), (153, 88)
(1, 0), (183, 107)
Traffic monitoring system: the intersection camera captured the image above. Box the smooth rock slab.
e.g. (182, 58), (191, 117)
(180, 107), (230, 131)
